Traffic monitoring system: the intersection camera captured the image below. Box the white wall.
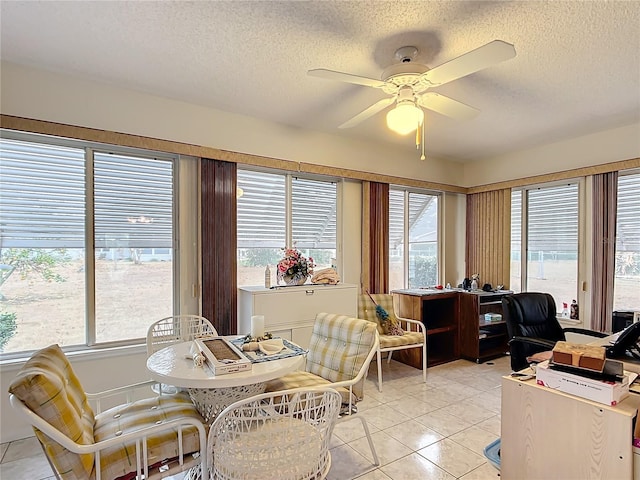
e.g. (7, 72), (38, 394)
(463, 122), (640, 187)
(0, 61), (463, 187)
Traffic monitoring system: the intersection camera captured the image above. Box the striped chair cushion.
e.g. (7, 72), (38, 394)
(8, 344), (96, 479)
(264, 370), (352, 404)
(379, 330), (424, 349)
(306, 312), (377, 400)
(93, 393), (203, 480)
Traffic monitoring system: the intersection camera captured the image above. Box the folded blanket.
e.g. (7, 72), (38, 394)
(312, 268), (340, 285)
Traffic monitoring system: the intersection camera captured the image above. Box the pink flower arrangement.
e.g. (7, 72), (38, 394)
(276, 247), (315, 281)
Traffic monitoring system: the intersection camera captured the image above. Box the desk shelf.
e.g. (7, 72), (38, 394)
(393, 290), (460, 367)
(460, 291), (511, 363)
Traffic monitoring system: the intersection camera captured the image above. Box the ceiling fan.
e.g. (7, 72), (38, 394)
(309, 40), (516, 159)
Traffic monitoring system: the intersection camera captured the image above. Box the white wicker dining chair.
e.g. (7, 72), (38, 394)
(147, 315), (218, 394)
(146, 315), (219, 355)
(207, 387), (342, 480)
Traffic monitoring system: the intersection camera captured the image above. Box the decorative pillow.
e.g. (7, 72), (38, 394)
(8, 344), (95, 479)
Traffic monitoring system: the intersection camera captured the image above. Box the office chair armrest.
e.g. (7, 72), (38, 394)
(562, 327), (608, 338)
(508, 336), (556, 349)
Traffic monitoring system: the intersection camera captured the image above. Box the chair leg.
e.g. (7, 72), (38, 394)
(386, 351), (393, 364)
(338, 415), (380, 467)
(377, 350), (383, 392)
(422, 344), (427, 383)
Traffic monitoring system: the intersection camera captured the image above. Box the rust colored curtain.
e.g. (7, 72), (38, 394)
(591, 171), (618, 332)
(465, 189), (511, 289)
(362, 181), (389, 294)
(201, 159), (237, 335)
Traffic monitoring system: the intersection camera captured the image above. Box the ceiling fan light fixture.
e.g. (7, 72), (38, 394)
(386, 102), (424, 135)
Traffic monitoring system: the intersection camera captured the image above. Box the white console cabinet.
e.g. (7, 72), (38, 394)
(238, 284), (358, 348)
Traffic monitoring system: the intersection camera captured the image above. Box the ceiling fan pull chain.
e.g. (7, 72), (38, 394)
(420, 120), (426, 161)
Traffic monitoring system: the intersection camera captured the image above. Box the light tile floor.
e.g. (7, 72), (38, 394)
(0, 355), (509, 480)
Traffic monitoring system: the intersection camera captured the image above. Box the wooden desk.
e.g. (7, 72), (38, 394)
(393, 289), (460, 367)
(501, 372), (640, 479)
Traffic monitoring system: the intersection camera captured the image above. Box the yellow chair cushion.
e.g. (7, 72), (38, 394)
(379, 330), (424, 349)
(265, 370), (352, 404)
(93, 393), (204, 480)
(8, 344), (96, 479)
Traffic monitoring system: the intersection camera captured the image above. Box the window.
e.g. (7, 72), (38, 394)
(614, 171), (640, 311)
(0, 133), (175, 355)
(510, 183), (580, 314)
(237, 170), (337, 286)
(389, 188), (439, 290)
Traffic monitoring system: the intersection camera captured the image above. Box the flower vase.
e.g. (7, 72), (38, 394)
(279, 272), (307, 286)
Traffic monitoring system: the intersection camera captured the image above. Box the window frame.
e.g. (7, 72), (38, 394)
(389, 186), (442, 289)
(0, 130), (180, 359)
(236, 167), (340, 287)
(511, 178), (585, 314)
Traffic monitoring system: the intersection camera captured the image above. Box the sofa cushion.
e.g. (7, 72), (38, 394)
(8, 344), (96, 479)
(93, 392), (203, 480)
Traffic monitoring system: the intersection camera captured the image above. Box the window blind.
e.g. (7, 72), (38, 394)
(0, 139), (85, 248)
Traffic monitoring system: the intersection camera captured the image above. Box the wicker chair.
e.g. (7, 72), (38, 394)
(147, 315), (218, 394)
(265, 312), (380, 468)
(358, 293), (427, 391)
(208, 387), (341, 480)
(8, 344), (207, 480)
(146, 315), (218, 355)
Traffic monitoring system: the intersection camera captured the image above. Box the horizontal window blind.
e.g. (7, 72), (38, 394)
(617, 172), (640, 251)
(292, 177), (336, 249)
(94, 152), (173, 248)
(237, 170), (286, 248)
(527, 184), (578, 252)
(0, 139), (85, 248)
(408, 192), (437, 242)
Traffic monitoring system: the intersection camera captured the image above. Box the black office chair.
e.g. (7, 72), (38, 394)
(502, 292), (608, 371)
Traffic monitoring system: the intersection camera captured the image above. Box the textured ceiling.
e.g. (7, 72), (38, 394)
(1, 0), (639, 163)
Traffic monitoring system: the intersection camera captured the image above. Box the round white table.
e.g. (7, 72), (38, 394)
(146, 338), (304, 423)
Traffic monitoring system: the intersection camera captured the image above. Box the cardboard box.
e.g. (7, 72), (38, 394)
(552, 341), (606, 372)
(196, 337), (252, 375)
(484, 313), (502, 322)
(536, 360), (629, 406)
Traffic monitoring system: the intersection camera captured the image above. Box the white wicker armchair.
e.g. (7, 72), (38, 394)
(208, 388), (342, 480)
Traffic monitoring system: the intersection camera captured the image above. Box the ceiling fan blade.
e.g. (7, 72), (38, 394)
(308, 69), (387, 89)
(423, 40), (516, 86)
(418, 92), (479, 120)
(339, 97), (395, 128)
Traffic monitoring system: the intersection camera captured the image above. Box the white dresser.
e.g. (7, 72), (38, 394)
(238, 284), (358, 348)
